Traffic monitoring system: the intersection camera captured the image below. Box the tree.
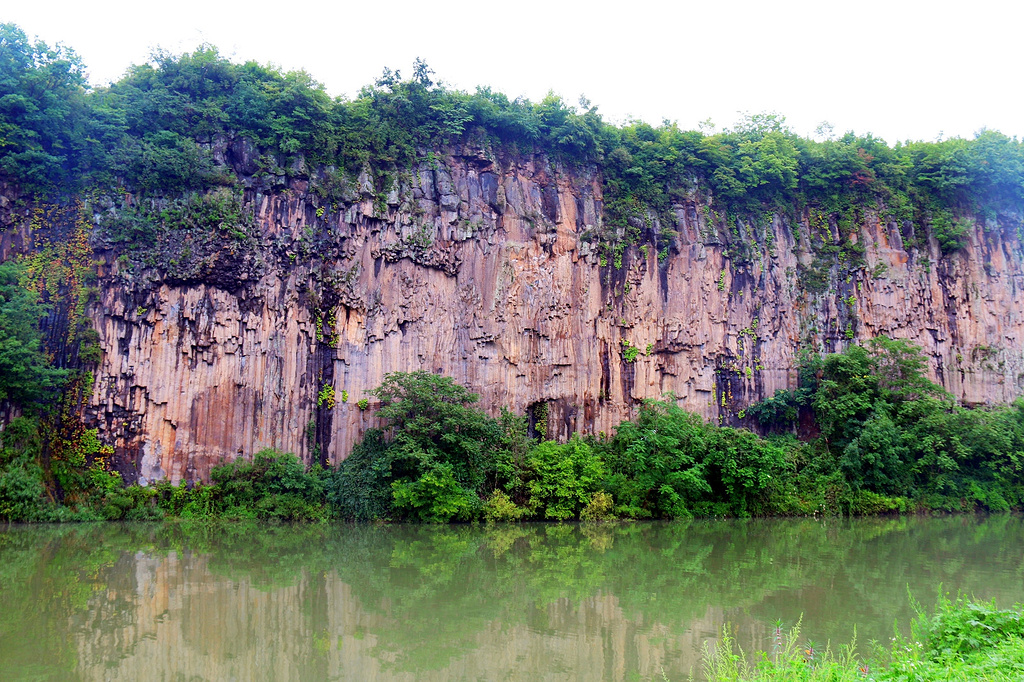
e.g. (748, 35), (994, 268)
(370, 370), (500, 488)
(0, 261), (68, 408)
(328, 371), (509, 521)
(807, 337), (951, 494)
(526, 436), (604, 521)
(0, 23), (90, 190)
(602, 401), (711, 518)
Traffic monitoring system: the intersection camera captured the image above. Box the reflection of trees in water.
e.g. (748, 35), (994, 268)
(765, 513), (1024, 644)
(0, 516), (1021, 680)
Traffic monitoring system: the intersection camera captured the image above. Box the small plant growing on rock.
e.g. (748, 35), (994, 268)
(622, 340), (640, 363)
(317, 384), (336, 409)
(356, 398), (369, 410)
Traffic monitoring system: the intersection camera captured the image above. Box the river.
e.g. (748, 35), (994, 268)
(1, 515), (1021, 680)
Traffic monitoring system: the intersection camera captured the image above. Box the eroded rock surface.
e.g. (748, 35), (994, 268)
(4, 150), (1022, 484)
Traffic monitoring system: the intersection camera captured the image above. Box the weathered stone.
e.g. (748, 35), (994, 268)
(3, 152), (1022, 485)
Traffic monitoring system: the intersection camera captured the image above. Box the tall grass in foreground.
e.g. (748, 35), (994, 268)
(699, 594), (1024, 681)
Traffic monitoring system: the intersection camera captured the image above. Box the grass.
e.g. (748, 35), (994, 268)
(698, 594), (1024, 681)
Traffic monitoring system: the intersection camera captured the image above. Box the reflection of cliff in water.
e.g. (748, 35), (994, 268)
(71, 549), (755, 681)
(2, 516), (1021, 681)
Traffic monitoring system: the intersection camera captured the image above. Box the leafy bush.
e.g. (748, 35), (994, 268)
(746, 389), (801, 431)
(601, 401), (711, 518)
(143, 449), (328, 521)
(391, 462), (479, 523)
(482, 489), (529, 522)
(369, 370), (506, 492)
(699, 427), (788, 517)
(602, 401), (787, 518)
(210, 449), (327, 521)
(580, 491), (615, 522)
(328, 428), (394, 520)
(526, 436), (604, 521)
(914, 593), (1024, 662)
(930, 210), (970, 254)
(0, 462), (45, 521)
(98, 484), (163, 521)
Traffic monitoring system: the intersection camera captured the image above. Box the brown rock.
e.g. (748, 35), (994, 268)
(4, 152), (1022, 484)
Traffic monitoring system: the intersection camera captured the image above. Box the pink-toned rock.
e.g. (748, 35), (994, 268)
(5, 152), (1022, 484)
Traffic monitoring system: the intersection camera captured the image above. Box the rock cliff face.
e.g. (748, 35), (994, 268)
(4, 147), (1023, 484)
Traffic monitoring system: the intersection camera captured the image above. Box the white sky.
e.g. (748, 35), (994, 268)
(5, 0), (1022, 145)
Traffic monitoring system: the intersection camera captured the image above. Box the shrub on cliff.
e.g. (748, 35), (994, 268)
(6, 19), (1024, 244)
(0, 262), (69, 409)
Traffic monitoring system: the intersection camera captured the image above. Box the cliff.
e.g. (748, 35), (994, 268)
(2, 142), (1023, 484)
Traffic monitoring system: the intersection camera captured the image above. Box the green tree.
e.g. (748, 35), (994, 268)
(391, 461), (478, 523)
(0, 24), (93, 191)
(602, 401), (711, 518)
(0, 261), (68, 408)
(370, 370), (501, 492)
(328, 428), (394, 520)
(526, 436), (604, 520)
(0, 416), (45, 521)
(332, 371), (512, 521)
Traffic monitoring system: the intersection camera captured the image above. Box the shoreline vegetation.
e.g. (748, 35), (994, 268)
(2, 336), (1022, 524)
(698, 594), (1024, 681)
(1, 24), (1022, 525)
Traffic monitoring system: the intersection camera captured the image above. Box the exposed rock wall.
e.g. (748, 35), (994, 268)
(3, 150), (1023, 484)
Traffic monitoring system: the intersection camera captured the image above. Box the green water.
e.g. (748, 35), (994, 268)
(1, 516), (1021, 681)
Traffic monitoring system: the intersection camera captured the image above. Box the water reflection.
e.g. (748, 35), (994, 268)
(1, 516), (1021, 681)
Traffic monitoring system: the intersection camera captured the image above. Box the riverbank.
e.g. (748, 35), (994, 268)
(699, 594), (1024, 681)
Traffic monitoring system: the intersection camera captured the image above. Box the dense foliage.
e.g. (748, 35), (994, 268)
(0, 261), (68, 406)
(2, 337), (1023, 523)
(3, 21), (1023, 236)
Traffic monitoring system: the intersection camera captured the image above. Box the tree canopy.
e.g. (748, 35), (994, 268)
(2, 21), (1023, 235)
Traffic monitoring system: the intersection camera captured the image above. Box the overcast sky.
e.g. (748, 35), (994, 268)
(5, 0), (1021, 145)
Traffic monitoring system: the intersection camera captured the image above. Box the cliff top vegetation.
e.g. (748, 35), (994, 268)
(2, 20), (1023, 237)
